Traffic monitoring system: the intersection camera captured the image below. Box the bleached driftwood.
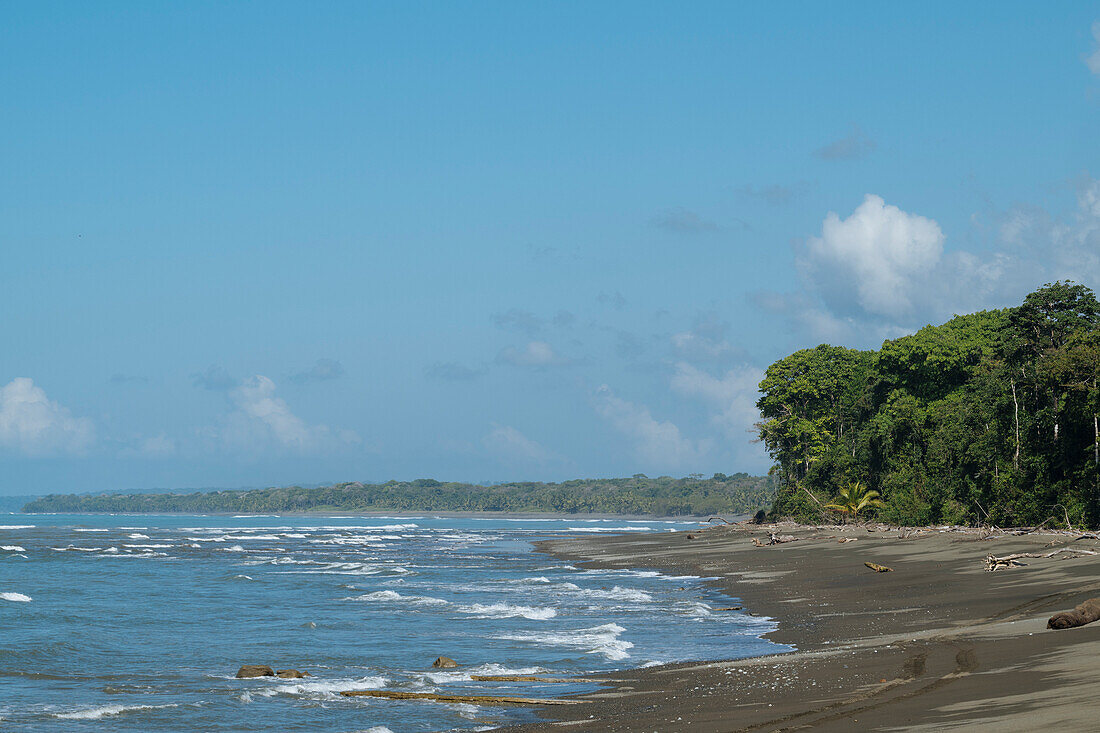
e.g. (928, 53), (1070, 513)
(864, 562), (893, 572)
(985, 547), (1098, 571)
(752, 532), (799, 547)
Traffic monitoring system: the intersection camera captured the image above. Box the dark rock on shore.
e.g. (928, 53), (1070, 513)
(432, 656), (459, 668)
(236, 665), (275, 678)
(276, 669), (310, 678)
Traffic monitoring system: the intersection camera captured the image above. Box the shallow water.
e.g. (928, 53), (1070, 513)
(0, 513), (787, 731)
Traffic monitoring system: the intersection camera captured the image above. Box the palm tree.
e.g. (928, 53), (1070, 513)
(824, 482), (884, 523)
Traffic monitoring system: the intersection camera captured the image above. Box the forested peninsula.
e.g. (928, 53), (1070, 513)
(22, 474), (774, 516)
(758, 281), (1100, 528)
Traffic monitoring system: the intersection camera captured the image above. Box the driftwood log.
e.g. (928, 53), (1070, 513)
(1048, 598), (1100, 629)
(985, 548), (1098, 571)
(752, 533), (799, 547)
(864, 562), (893, 573)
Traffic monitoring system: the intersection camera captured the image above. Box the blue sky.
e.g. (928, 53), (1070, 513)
(3, 2), (1100, 494)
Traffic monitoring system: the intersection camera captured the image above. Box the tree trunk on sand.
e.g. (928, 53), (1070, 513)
(1048, 598), (1100, 629)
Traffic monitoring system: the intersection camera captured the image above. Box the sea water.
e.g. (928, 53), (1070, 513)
(0, 513), (786, 731)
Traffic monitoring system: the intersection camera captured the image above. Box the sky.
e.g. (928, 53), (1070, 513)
(2, 2), (1100, 494)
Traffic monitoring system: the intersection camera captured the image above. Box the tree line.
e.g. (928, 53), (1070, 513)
(22, 474), (775, 517)
(758, 282), (1100, 528)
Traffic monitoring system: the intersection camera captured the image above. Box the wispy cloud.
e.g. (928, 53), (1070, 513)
(212, 375), (359, 454)
(651, 207), (718, 233)
(425, 361), (486, 381)
(737, 182), (809, 205)
(482, 424), (554, 463)
(1087, 21), (1100, 75)
(289, 358), (345, 385)
(814, 125), (876, 161)
(496, 341), (570, 368)
(492, 308), (545, 335)
(594, 385), (708, 469)
(191, 365), (236, 391)
(0, 378), (95, 456)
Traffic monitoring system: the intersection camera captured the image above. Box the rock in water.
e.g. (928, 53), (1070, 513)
(276, 669), (310, 678)
(432, 656), (459, 668)
(236, 665), (275, 678)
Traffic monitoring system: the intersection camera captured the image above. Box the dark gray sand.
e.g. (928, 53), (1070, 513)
(499, 522), (1100, 731)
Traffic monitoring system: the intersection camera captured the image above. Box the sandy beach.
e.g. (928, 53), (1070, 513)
(501, 522), (1100, 731)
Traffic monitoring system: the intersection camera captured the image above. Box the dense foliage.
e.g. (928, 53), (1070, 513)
(758, 282), (1100, 528)
(22, 474), (774, 517)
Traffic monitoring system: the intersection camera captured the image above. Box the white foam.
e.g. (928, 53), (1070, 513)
(344, 590), (446, 605)
(574, 586), (653, 603)
(0, 525), (34, 530)
(224, 545), (246, 552)
(127, 533), (150, 539)
(258, 675), (388, 700)
(566, 526), (653, 532)
(457, 602), (557, 620)
(417, 663), (545, 684)
(1, 592), (32, 602)
(1, 545), (25, 552)
(497, 622), (633, 660)
(53, 703), (177, 720)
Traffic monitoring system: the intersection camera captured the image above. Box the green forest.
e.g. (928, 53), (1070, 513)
(22, 473), (774, 517)
(758, 282), (1100, 528)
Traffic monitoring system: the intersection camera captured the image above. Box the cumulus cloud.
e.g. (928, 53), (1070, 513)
(594, 385), (709, 468)
(651, 207), (719, 233)
(216, 375), (359, 453)
(0, 378), (94, 456)
(289, 358), (345, 385)
(482, 424), (554, 462)
(999, 178), (1100, 287)
(814, 125), (876, 161)
(496, 341), (568, 368)
(671, 363), (764, 441)
(1087, 21), (1100, 76)
(801, 194), (946, 319)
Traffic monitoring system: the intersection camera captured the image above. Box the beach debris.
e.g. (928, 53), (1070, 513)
(432, 656), (459, 668)
(340, 690), (586, 705)
(686, 533), (696, 540)
(714, 606), (743, 611)
(864, 562), (893, 572)
(752, 532), (799, 547)
(275, 669), (310, 678)
(235, 665), (275, 678)
(985, 547), (1098, 571)
(838, 537), (859, 543)
(1047, 598), (1100, 629)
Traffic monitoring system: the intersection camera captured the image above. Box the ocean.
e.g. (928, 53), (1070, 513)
(0, 513), (787, 731)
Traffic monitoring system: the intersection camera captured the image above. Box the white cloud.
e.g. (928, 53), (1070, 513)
(802, 194), (945, 319)
(1087, 22), (1100, 76)
(217, 375), (359, 453)
(497, 341), (567, 368)
(0, 378), (94, 456)
(999, 178), (1100, 287)
(594, 385), (708, 469)
(671, 362), (764, 439)
(482, 424), (553, 463)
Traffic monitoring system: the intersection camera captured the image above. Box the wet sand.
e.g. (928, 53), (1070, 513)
(501, 522), (1100, 731)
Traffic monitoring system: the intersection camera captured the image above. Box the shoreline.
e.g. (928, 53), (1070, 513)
(501, 521), (1100, 731)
